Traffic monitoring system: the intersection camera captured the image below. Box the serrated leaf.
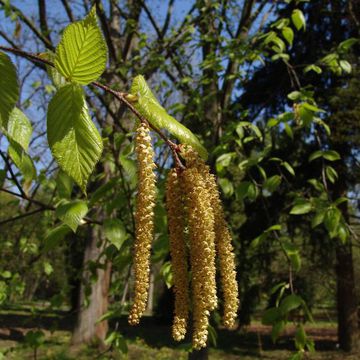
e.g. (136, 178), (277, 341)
(43, 224), (71, 252)
(0, 52), (19, 128)
(7, 108), (32, 151)
(104, 219), (128, 250)
(41, 51), (67, 88)
(56, 170), (73, 199)
(8, 140), (36, 181)
(130, 75), (208, 159)
(56, 200), (88, 232)
(291, 9), (306, 31)
(55, 6), (107, 85)
(47, 84), (103, 192)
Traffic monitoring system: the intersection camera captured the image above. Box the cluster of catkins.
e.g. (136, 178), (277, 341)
(129, 123), (239, 350)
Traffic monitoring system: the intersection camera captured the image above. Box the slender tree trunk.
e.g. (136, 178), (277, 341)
(332, 144), (360, 351)
(336, 242), (360, 351)
(71, 222), (112, 348)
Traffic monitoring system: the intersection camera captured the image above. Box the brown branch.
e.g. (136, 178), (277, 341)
(95, 0), (118, 63)
(60, 0), (75, 22)
(0, 188), (102, 226)
(0, 150), (26, 197)
(0, 0), (53, 50)
(161, 0), (174, 37)
(0, 45), (185, 170)
(0, 207), (45, 225)
(38, 0), (52, 44)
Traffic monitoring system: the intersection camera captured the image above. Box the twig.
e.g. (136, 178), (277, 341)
(0, 45), (185, 170)
(0, 207), (45, 225)
(0, 188), (102, 225)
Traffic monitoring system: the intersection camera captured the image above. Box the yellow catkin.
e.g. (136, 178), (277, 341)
(182, 145), (239, 328)
(183, 167), (217, 350)
(206, 173), (239, 328)
(166, 169), (190, 341)
(128, 123), (156, 326)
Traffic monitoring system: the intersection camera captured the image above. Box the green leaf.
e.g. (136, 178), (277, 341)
(295, 324), (306, 350)
(291, 9), (306, 31)
(339, 60), (351, 74)
(119, 155), (137, 180)
(325, 165), (338, 184)
(7, 108), (32, 151)
(130, 75), (208, 159)
(338, 38), (358, 51)
(323, 150), (340, 161)
(8, 140), (36, 181)
(311, 211), (325, 228)
(309, 150), (323, 162)
(43, 261), (53, 276)
(43, 224), (71, 252)
(56, 170), (73, 199)
(55, 6), (107, 85)
(104, 219), (128, 250)
(280, 294), (303, 314)
(282, 27), (294, 45)
(324, 207), (341, 237)
(42, 51), (67, 88)
(287, 91), (301, 101)
(219, 177), (234, 197)
(304, 64), (322, 74)
(0, 52), (19, 128)
(282, 161), (295, 176)
(290, 199), (312, 215)
(47, 84), (103, 192)
(262, 307), (282, 325)
(263, 175), (281, 193)
(271, 320), (285, 342)
(55, 200), (88, 232)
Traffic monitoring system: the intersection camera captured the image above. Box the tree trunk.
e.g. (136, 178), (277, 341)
(336, 242), (360, 351)
(332, 144), (360, 351)
(71, 224), (111, 348)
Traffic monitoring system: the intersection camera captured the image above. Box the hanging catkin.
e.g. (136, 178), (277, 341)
(182, 145), (239, 328)
(166, 169), (190, 341)
(183, 166), (217, 349)
(128, 123), (156, 325)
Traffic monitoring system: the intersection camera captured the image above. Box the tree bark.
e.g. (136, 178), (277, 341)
(336, 242), (360, 351)
(332, 144), (360, 351)
(71, 223), (111, 348)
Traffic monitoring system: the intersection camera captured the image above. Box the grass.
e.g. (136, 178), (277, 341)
(0, 306), (358, 360)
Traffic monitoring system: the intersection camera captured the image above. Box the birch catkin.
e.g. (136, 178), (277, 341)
(183, 167), (217, 349)
(128, 123), (156, 325)
(166, 169), (190, 341)
(182, 145), (239, 329)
